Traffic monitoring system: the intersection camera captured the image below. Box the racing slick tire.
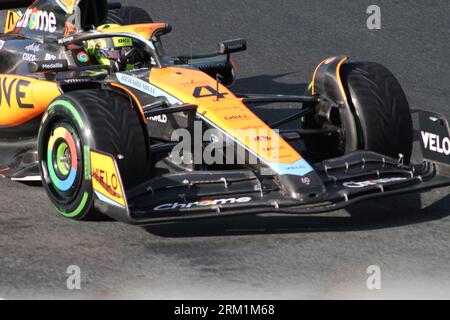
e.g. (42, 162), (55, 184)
(304, 62), (413, 163)
(106, 6), (153, 25)
(38, 90), (149, 221)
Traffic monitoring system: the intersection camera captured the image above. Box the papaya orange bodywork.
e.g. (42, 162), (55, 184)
(311, 59), (326, 96)
(335, 56), (349, 102)
(99, 23), (170, 40)
(148, 67), (303, 165)
(0, 75), (61, 127)
(311, 56), (349, 100)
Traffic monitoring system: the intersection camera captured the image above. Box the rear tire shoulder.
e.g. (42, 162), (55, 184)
(106, 6), (153, 25)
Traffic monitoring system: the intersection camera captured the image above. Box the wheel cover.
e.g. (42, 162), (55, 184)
(56, 141), (70, 176)
(47, 125), (80, 194)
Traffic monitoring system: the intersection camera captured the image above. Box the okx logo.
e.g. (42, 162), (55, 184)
(16, 8), (57, 33)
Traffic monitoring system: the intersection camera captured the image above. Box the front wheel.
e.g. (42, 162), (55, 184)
(342, 62), (413, 162)
(303, 62), (413, 163)
(38, 90), (149, 220)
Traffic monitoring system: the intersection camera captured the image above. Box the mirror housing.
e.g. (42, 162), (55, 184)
(218, 39), (247, 55)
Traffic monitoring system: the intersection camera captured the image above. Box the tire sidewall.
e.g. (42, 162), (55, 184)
(107, 6), (153, 25)
(38, 96), (96, 220)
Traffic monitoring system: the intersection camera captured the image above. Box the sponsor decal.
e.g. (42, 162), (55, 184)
(154, 197), (252, 211)
(277, 154), (295, 159)
(116, 73), (182, 105)
(417, 113), (450, 165)
(180, 80), (209, 88)
(39, 61), (66, 70)
(16, 8), (57, 33)
(301, 176), (311, 185)
(213, 105), (242, 112)
(58, 36), (74, 45)
(113, 37), (133, 47)
(270, 159), (313, 176)
(0, 76), (33, 109)
(92, 170), (121, 199)
(23, 52), (36, 62)
(45, 53), (57, 61)
(261, 146), (285, 152)
(254, 135), (272, 142)
(23, 43), (42, 62)
(25, 42), (41, 53)
(240, 125), (264, 130)
(421, 131), (450, 156)
(343, 177), (407, 188)
(0, 76), (60, 126)
(284, 164), (307, 171)
(222, 41), (246, 52)
(76, 51), (89, 63)
(147, 114), (168, 123)
(224, 114), (249, 121)
(4, 10), (22, 33)
(90, 151), (126, 208)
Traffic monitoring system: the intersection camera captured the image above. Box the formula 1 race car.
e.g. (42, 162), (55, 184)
(1, 0), (450, 225)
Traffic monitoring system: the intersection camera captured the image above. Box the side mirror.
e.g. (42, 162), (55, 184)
(218, 38), (247, 55)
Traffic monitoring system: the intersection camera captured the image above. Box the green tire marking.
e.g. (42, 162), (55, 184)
(55, 192), (89, 218)
(83, 145), (91, 181)
(352, 111), (365, 148)
(49, 100), (84, 129)
(56, 142), (70, 176)
(47, 147), (60, 191)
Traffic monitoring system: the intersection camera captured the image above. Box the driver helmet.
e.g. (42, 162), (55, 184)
(86, 24), (135, 70)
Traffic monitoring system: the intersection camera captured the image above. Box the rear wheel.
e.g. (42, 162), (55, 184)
(303, 62), (413, 163)
(106, 6), (153, 25)
(38, 90), (149, 220)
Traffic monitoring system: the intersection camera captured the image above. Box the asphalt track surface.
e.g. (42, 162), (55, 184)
(1, 0), (450, 299)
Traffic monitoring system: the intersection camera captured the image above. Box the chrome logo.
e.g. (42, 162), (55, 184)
(16, 8), (57, 33)
(77, 51), (89, 63)
(153, 197), (252, 211)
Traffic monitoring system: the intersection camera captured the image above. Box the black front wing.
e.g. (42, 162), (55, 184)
(93, 110), (450, 225)
(98, 153), (450, 225)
